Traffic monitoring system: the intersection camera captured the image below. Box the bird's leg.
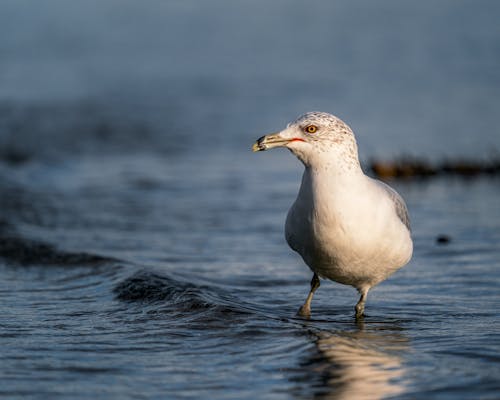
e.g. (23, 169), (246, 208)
(297, 273), (320, 318)
(355, 287), (369, 319)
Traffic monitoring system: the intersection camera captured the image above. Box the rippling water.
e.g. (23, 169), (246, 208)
(1, 1), (500, 399)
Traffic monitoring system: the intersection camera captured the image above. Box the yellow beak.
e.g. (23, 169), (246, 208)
(252, 133), (293, 152)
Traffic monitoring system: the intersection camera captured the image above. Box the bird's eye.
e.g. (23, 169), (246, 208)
(305, 125), (318, 134)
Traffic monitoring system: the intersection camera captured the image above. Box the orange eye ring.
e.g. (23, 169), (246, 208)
(305, 125), (318, 134)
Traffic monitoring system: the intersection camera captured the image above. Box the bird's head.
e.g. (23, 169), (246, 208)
(252, 111), (359, 169)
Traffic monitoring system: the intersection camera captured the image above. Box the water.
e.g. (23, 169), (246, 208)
(1, 1), (500, 399)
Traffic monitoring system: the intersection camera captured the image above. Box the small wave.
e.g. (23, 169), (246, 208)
(114, 270), (254, 319)
(0, 233), (113, 267)
(114, 271), (206, 306)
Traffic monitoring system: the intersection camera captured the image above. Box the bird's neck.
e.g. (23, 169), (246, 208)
(301, 147), (363, 179)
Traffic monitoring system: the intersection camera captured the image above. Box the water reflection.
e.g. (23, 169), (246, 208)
(305, 321), (409, 400)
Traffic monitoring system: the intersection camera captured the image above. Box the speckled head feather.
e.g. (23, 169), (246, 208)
(291, 111), (354, 136)
(287, 112), (359, 170)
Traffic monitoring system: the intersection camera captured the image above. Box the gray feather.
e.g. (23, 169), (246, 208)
(377, 181), (411, 231)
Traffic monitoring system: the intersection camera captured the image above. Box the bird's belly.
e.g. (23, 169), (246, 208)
(286, 205), (412, 289)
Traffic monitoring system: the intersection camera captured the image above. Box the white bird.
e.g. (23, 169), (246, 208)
(252, 111), (413, 318)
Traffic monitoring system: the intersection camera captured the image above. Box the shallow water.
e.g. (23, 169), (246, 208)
(1, 1), (500, 399)
(1, 152), (499, 399)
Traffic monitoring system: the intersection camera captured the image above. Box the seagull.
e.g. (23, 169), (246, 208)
(252, 111), (413, 318)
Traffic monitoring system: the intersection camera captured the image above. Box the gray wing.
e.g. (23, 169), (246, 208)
(377, 180), (411, 231)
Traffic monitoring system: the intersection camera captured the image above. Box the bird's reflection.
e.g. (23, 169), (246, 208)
(298, 319), (409, 400)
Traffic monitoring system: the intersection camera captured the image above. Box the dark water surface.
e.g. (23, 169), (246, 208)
(1, 1), (500, 399)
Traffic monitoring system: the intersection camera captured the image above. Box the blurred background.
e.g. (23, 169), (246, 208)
(1, 1), (499, 399)
(1, 0), (499, 160)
